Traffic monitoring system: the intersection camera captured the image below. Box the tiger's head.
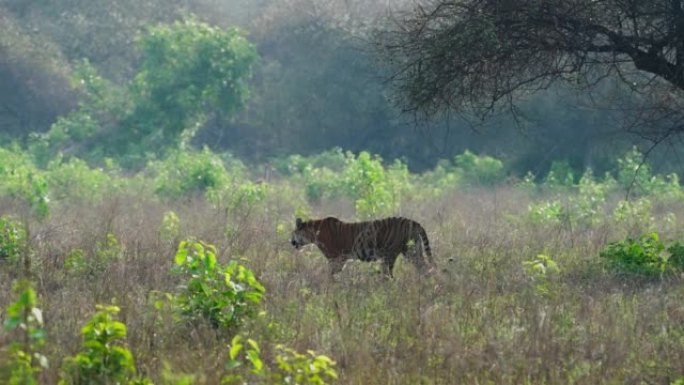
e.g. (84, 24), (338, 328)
(291, 217), (316, 250)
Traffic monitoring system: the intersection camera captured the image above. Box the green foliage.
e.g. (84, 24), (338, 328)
(614, 147), (682, 198)
(523, 254), (560, 279)
(63, 234), (123, 276)
(44, 157), (116, 202)
(1, 280), (48, 385)
(342, 152), (405, 219)
(34, 20), (258, 166)
(128, 19), (258, 151)
(0, 146), (50, 218)
(59, 304), (150, 385)
(600, 232), (667, 276)
(63, 249), (88, 274)
(97, 233), (124, 264)
(454, 150), (504, 186)
(173, 239), (265, 331)
(527, 200), (565, 225)
(0, 216), (27, 262)
(151, 148), (234, 199)
(29, 59), (128, 166)
(665, 242), (684, 271)
(224, 335), (265, 382)
(159, 211), (181, 243)
(523, 254), (560, 298)
(571, 169), (608, 226)
(526, 170), (609, 228)
(612, 198), (654, 233)
(616, 146), (652, 195)
(223, 336), (338, 385)
(413, 160), (461, 196)
(544, 160), (575, 187)
(272, 345), (338, 385)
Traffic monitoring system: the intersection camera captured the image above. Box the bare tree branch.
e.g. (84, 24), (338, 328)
(375, 0), (684, 139)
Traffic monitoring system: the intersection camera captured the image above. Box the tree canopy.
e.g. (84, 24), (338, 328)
(379, 0), (684, 140)
(32, 19), (258, 167)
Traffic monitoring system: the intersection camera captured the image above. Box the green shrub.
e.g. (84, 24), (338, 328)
(0, 216), (27, 262)
(63, 249), (88, 274)
(173, 239), (265, 331)
(223, 336), (338, 385)
(63, 234), (123, 276)
(0, 147), (49, 218)
(454, 150), (504, 186)
(159, 211), (181, 243)
(272, 345), (338, 385)
(543, 160), (575, 187)
(341, 152), (405, 219)
(59, 305), (151, 385)
(612, 198), (654, 233)
(44, 157), (114, 202)
(523, 254), (560, 297)
(1, 280), (48, 385)
(666, 242), (684, 271)
(572, 169), (607, 226)
(150, 148), (234, 199)
(600, 232), (667, 276)
(527, 200), (565, 225)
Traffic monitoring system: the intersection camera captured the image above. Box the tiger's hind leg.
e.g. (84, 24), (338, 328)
(405, 241), (431, 275)
(381, 254), (398, 279)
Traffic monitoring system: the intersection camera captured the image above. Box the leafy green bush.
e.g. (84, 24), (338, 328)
(613, 146), (682, 197)
(59, 304), (151, 385)
(44, 157), (115, 202)
(223, 336), (338, 385)
(413, 160), (461, 196)
(1, 280), (48, 385)
(0, 147), (49, 218)
(0, 216), (27, 262)
(63, 234), (123, 276)
(600, 232), (667, 276)
(63, 249), (88, 274)
(666, 242), (684, 271)
(612, 198), (654, 233)
(159, 211), (181, 243)
(151, 148), (234, 199)
(454, 150), (504, 186)
(342, 152), (406, 219)
(523, 254), (560, 297)
(173, 239), (265, 331)
(272, 345), (338, 385)
(527, 200), (565, 225)
(571, 169), (608, 226)
(543, 160), (575, 187)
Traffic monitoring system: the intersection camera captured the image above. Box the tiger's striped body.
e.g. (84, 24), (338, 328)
(291, 216), (434, 277)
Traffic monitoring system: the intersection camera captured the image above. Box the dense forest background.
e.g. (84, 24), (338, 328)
(1, 0), (682, 175)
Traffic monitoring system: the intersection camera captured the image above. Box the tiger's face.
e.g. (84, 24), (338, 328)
(291, 218), (316, 249)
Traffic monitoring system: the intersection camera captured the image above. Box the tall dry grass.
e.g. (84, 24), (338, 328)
(1, 187), (684, 384)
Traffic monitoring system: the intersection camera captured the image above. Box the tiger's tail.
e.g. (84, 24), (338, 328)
(416, 223), (434, 266)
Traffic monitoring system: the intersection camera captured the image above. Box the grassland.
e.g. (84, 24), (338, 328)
(1, 149), (684, 384)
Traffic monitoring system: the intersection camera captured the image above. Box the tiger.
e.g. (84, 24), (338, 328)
(290, 216), (435, 278)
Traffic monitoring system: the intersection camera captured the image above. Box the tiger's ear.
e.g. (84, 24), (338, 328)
(296, 217), (303, 229)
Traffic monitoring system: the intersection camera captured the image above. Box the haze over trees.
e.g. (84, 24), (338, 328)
(2, 0), (679, 175)
(379, 0), (684, 144)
